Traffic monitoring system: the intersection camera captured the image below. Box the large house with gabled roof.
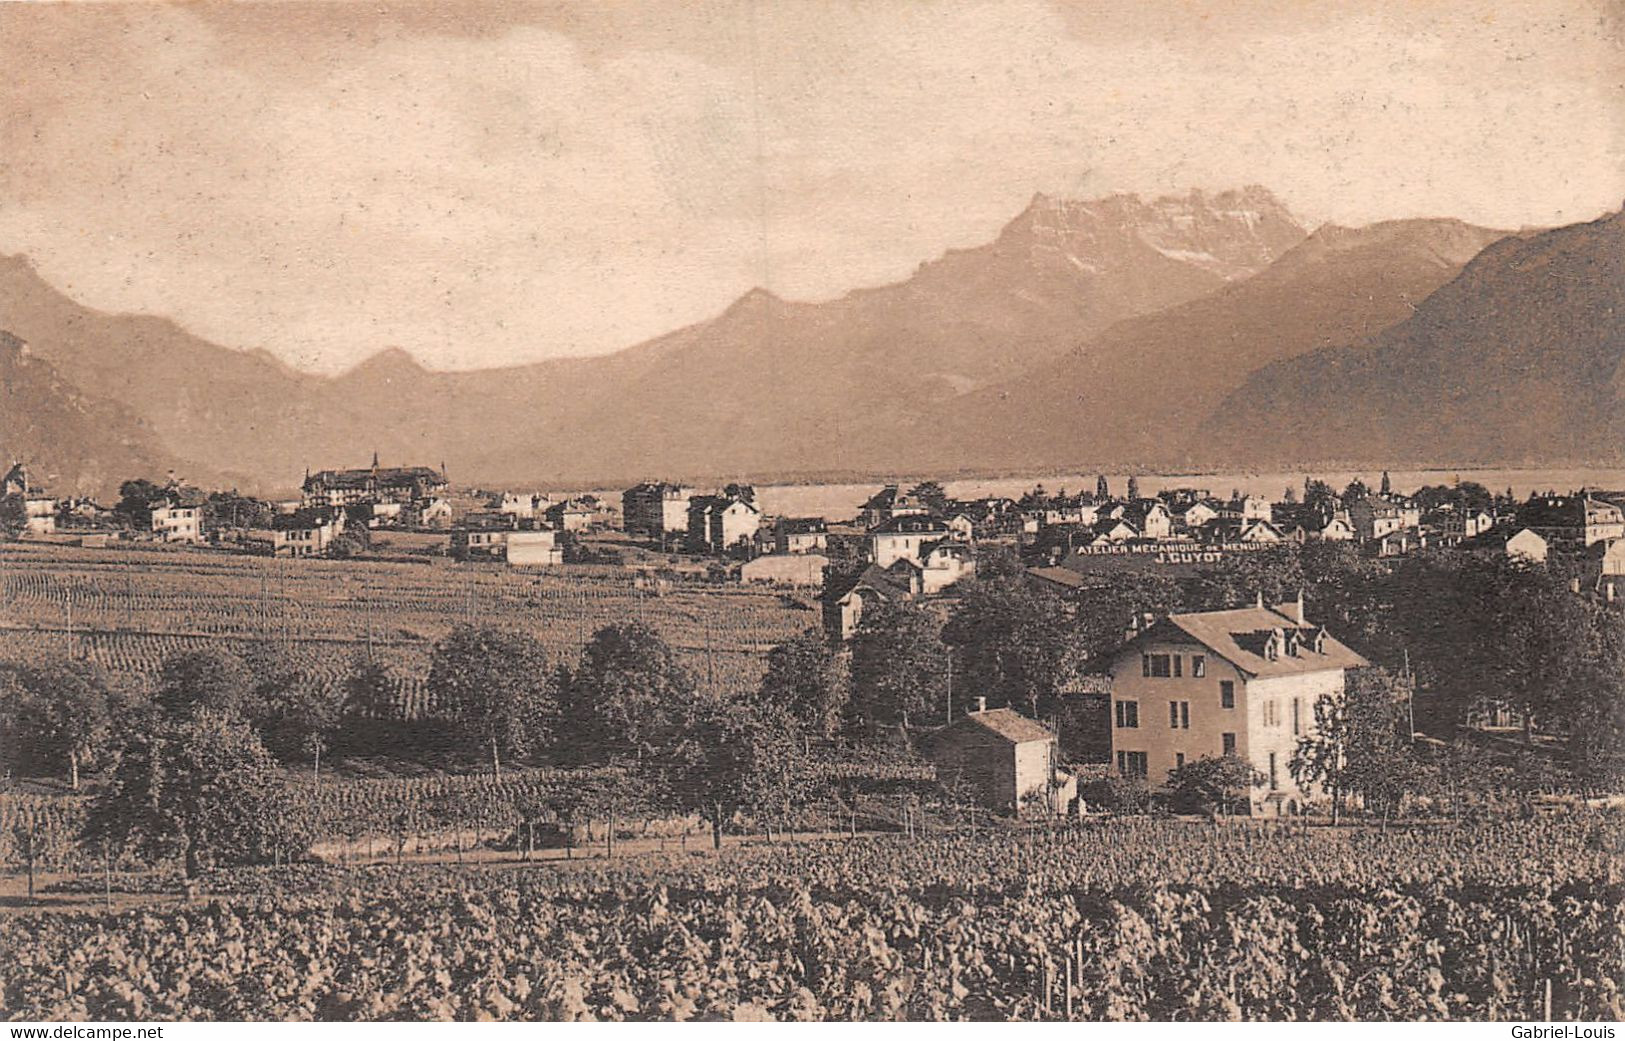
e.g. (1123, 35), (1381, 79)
(1103, 596), (1368, 815)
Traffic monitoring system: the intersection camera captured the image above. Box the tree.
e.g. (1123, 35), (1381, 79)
(1567, 616), (1625, 795)
(0, 659), (113, 788)
(327, 531), (370, 559)
(907, 481), (949, 514)
(203, 491), (272, 531)
(564, 622), (698, 765)
(1066, 571), (1183, 665)
(941, 578), (1071, 718)
(87, 712), (300, 878)
(656, 701), (810, 849)
(1126, 475), (1141, 500)
(1380, 470), (1392, 496)
(155, 649), (255, 720)
(428, 625), (556, 776)
(342, 659), (400, 723)
(113, 478), (167, 527)
(1290, 668), (1415, 822)
(1165, 755), (1260, 815)
(1191, 545), (1304, 610)
(973, 542), (1026, 581)
(849, 600), (949, 733)
(754, 629), (849, 740)
(0, 494), (25, 538)
(1096, 474), (1109, 500)
(1303, 478), (1338, 518)
(1340, 478), (1371, 505)
(1463, 563), (1597, 742)
(254, 669), (341, 781)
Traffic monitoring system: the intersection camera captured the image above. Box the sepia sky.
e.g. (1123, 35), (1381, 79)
(3, 0), (1621, 374)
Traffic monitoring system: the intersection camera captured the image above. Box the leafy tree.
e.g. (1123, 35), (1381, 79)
(1303, 478), (1338, 517)
(1340, 478), (1371, 505)
(1467, 566), (1597, 742)
(1567, 616), (1625, 794)
(113, 478), (167, 527)
(973, 542), (1026, 581)
(87, 712), (300, 878)
(0, 659), (113, 788)
(1290, 668), (1416, 822)
(255, 670), (341, 780)
(1191, 545), (1304, 610)
(1065, 571), (1183, 666)
(941, 578), (1071, 717)
(907, 481), (949, 514)
(1095, 474), (1109, 500)
(563, 622), (698, 765)
(1126, 475), (1140, 500)
(1282, 485), (1297, 504)
(342, 659), (400, 722)
(155, 649), (256, 720)
(203, 491), (272, 531)
(0, 494), (25, 538)
(1389, 555), (1599, 739)
(1165, 755), (1260, 815)
(754, 629), (849, 740)
(849, 600), (949, 733)
(428, 625), (556, 776)
(327, 531), (370, 559)
(656, 701), (810, 849)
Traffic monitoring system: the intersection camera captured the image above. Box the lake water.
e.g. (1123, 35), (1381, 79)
(577, 467), (1625, 522)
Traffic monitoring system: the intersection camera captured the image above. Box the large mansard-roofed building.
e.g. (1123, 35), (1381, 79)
(302, 455), (448, 507)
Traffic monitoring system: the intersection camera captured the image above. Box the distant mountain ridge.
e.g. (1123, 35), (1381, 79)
(1199, 207), (1625, 467)
(902, 217), (1513, 473)
(1, 187), (1309, 490)
(6, 191), (1617, 493)
(0, 330), (199, 498)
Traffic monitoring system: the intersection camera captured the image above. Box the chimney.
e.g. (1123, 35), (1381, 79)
(974, 696), (987, 714)
(1293, 588), (1306, 625)
(1254, 589), (1265, 609)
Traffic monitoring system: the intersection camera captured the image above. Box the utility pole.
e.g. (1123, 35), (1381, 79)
(705, 616), (715, 692)
(1402, 647), (1415, 741)
(945, 653), (953, 725)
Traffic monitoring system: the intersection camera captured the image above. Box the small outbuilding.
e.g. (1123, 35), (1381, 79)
(925, 705), (1075, 816)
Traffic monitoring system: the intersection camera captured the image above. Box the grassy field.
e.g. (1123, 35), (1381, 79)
(0, 541), (816, 705)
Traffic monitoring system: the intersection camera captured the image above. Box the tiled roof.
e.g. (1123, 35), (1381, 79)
(949, 707), (1055, 745)
(1026, 565), (1089, 589)
(825, 563), (912, 603)
(861, 485), (900, 509)
(872, 514), (949, 535)
(1128, 604), (1368, 678)
(306, 466), (443, 489)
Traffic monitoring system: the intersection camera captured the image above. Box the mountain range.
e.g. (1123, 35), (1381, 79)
(1, 187), (1619, 497)
(0, 330), (202, 497)
(1199, 208), (1625, 467)
(907, 217), (1514, 472)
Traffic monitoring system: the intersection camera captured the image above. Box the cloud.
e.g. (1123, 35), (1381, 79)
(1, 0), (1619, 373)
